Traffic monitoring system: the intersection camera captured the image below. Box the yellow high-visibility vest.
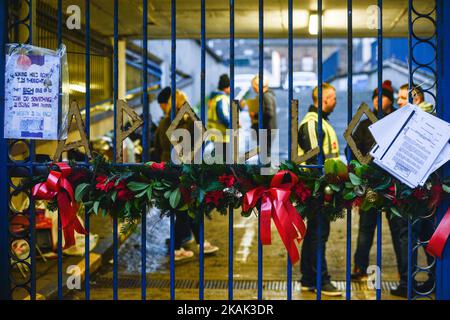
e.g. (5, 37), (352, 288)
(298, 111), (340, 160)
(207, 93), (230, 143)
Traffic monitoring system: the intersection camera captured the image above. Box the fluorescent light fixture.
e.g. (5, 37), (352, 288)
(69, 83), (86, 93)
(309, 13), (318, 35)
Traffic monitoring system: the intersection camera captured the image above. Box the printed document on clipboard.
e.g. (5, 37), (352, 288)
(369, 104), (450, 188)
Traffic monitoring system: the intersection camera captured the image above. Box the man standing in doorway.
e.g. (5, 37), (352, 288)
(207, 74), (231, 161)
(250, 75), (277, 156)
(298, 82), (342, 297)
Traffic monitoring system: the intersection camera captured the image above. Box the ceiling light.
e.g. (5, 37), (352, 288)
(309, 13), (318, 35)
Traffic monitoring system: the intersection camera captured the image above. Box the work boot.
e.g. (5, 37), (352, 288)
(315, 282), (343, 297)
(351, 267), (368, 281)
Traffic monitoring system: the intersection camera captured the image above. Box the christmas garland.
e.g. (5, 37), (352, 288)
(23, 156), (450, 263)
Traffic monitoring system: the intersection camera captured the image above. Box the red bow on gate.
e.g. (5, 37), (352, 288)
(32, 163), (87, 249)
(243, 170), (307, 264)
(426, 207), (450, 259)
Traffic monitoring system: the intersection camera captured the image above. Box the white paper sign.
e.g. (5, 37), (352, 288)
(4, 47), (61, 140)
(369, 104), (450, 188)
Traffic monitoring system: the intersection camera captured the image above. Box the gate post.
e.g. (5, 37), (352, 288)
(0, 0), (10, 300)
(436, 0), (450, 300)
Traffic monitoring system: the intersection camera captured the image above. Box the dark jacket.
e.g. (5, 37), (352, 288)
(152, 115), (195, 162)
(352, 108), (396, 157)
(251, 89), (277, 130)
(298, 105), (331, 165)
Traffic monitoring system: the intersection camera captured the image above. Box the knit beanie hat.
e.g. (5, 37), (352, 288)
(372, 80), (394, 103)
(218, 74), (230, 91)
(157, 87), (172, 104)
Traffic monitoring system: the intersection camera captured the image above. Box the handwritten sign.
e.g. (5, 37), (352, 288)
(4, 47), (61, 140)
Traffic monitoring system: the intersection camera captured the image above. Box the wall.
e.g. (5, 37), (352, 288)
(146, 40), (228, 122)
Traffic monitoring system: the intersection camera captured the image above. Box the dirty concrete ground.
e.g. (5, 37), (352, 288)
(65, 207), (432, 301)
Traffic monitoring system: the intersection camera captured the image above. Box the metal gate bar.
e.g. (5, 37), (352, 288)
(56, 0), (63, 300)
(170, 0), (176, 300)
(346, 0), (353, 301)
(407, 0), (414, 301)
(228, 0), (235, 301)
(436, 0), (449, 299)
(199, 0), (206, 300)
(85, 0), (91, 301)
(141, 0), (149, 301)
(287, 0), (293, 301)
(257, 0), (264, 300)
(316, 0), (324, 300)
(113, 0), (119, 301)
(376, 0), (384, 302)
(0, 0), (8, 300)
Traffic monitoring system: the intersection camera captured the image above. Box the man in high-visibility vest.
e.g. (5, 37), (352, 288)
(298, 84), (340, 163)
(207, 74), (231, 161)
(298, 82), (342, 297)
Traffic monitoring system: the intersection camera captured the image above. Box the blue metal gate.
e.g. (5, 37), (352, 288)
(0, 0), (449, 301)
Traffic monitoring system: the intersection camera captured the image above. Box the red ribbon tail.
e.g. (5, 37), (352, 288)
(63, 224), (77, 249)
(426, 207), (450, 259)
(57, 191), (87, 249)
(260, 195), (272, 245)
(271, 200), (301, 264)
(72, 215), (88, 236)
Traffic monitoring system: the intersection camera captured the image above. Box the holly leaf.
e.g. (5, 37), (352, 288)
(374, 176), (392, 191)
(169, 188), (181, 209)
(390, 206), (402, 218)
(349, 173), (362, 186)
(111, 190), (118, 202)
(146, 187), (153, 201)
(93, 201), (100, 214)
(345, 182), (354, 189)
(343, 191), (357, 200)
(350, 160), (364, 177)
(205, 181), (223, 192)
(313, 181), (320, 196)
(329, 184), (341, 192)
(135, 188), (148, 198)
(75, 183), (90, 202)
(127, 181), (150, 192)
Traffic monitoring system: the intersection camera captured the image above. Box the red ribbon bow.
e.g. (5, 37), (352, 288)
(426, 207), (450, 259)
(243, 170), (307, 264)
(32, 163), (87, 249)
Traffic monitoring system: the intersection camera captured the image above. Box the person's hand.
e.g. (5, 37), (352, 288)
(249, 111), (256, 119)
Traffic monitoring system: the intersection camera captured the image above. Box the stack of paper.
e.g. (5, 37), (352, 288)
(368, 104), (450, 188)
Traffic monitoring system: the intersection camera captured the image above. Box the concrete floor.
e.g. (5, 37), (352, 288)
(65, 207), (431, 300)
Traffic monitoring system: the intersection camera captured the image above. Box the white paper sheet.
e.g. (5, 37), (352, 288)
(368, 104), (450, 188)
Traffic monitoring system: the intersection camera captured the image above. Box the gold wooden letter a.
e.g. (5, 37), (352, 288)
(53, 101), (92, 161)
